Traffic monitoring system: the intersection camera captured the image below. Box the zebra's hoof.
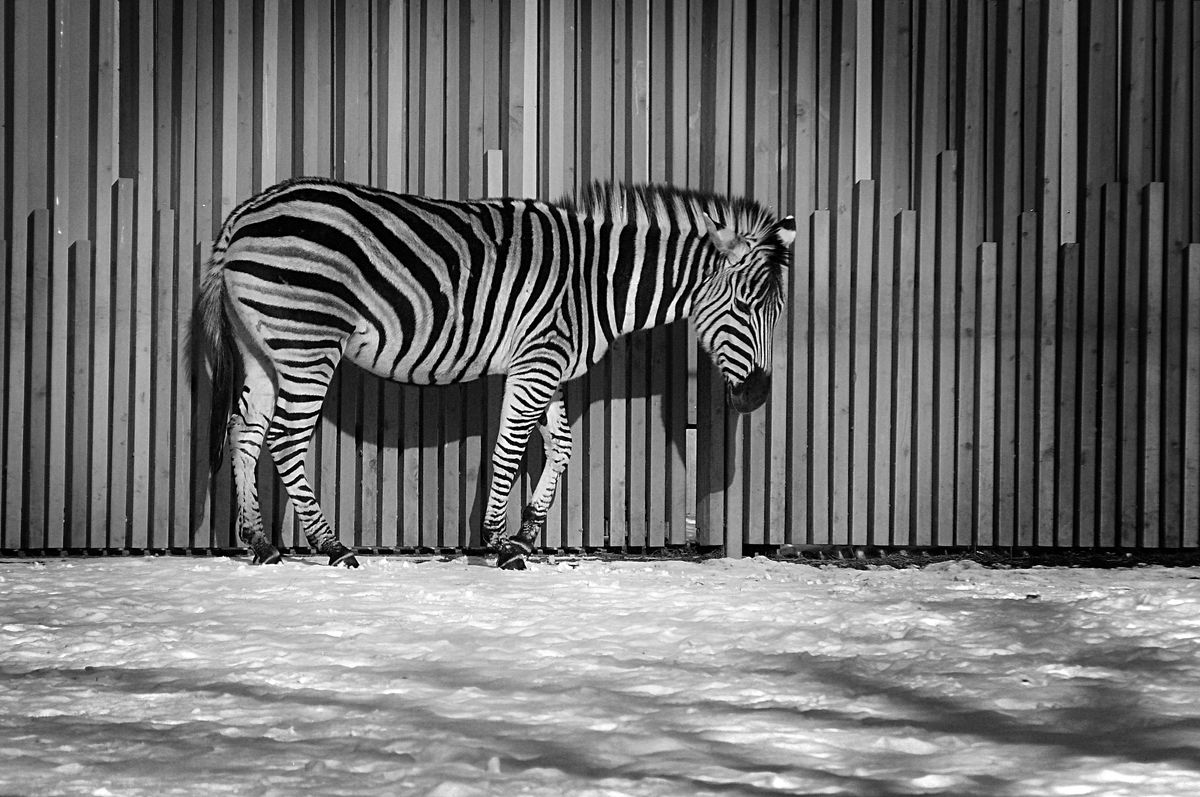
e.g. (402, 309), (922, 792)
(496, 540), (532, 570)
(328, 550), (360, 568)
(252, 547), (283, 565)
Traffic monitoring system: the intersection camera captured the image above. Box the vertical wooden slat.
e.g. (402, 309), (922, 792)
(1120, 184), (1144, 547)
(521, 0), (539, 197)
(1038, 210), (1061, 548)
(51, 0), (87, 549)
(1099, 184), (1123, 547)
(1037, 0), (1063, 548)
(790, 0), (817, 545)
(68, 241), (92, 549)
(1021, 0), (1042, 216)
(878, 0), (911, 217)
(809, 209), (831, 545)
(401, 380), (420, 548)
(27, 210), (52, 550)
(850, 180), (874, 546)
(935, 153), (958, 547)
(1077, 201), (1102, 549)
(1060, 0), (1078, 244)
(151, 211), (176, 548)
(1017, 210), (1037, 546)
(0, 4), (6, 249)
(109, 179), (136, 549)
(829, 0), (854, 548)
(0, 5), (8, 541)
(854, 0), (872, 183)
(87, 0), (117, 543)
(914, 14), (947, 547)
(261, 0), (280, 188)
(1143, 184), (1165, 547)
(955, 212), (981, 549)
(749, 0), (780, 548)
(995, 0), (1023, 549)
(893, 210), (918, 547)
(871, 197), (895, 547)
(976, 242), (999, 547)
(1163, 0), (1191, 548)
(132, 138), (158, 550)
(1057, 242), (1081, 546)
(4, 1), (38, 548)
(1184, 244), (1200, 548)
(174, 0), (199, 548)
(913, 202), (937, 547)
(154, 0), (175, 209)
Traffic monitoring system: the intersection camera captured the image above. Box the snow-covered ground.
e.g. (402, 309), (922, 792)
(2, 556), (1199, 797)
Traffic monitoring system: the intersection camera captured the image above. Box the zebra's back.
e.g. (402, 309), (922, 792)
(216, 177), (579, 386)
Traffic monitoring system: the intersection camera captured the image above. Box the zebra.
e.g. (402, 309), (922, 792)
(194, 177), (794, 569)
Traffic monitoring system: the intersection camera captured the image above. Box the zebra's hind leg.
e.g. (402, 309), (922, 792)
(229, 351), (283, 565)
(266, 359), (359, 568)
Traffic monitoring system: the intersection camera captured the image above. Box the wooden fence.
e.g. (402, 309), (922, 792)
(2, 0), (1199, 556)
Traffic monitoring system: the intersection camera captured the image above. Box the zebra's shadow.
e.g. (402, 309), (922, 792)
(297, 320), (739, 547)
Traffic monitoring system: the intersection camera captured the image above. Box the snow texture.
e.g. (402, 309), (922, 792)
(2, 556), (1200, 796)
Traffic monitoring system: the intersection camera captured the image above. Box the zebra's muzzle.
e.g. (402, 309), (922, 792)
(728, 367), (770, 413)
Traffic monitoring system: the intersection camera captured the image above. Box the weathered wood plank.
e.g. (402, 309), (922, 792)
(809, 210), (832, 544)
(937, 154), (959, 547)
(976, 242), (1000, 547)
(1099, 184), (1123, 547)
(1143, 184), (1165, 546)
(152, 212), (176, 547)
(1017, 210), (1038, 546)
(1057, 242), (1081, 546)
(850, 180), (875, 546)
(27, 210), (52, 549)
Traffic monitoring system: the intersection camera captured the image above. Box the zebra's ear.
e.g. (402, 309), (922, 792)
(705, 214), (751, 266)
(775, 215), (796, 249)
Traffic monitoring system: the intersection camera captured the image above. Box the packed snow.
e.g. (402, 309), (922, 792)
(2, 555), (1200, 796)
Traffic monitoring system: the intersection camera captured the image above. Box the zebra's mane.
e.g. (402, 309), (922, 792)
(559, 181), (790, 291)
(560, 181), (780, 241)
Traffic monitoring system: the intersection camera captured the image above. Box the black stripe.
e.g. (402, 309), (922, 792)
(264, 337), (342, 351)
(237, 296), (356, 335)
(634, 224), (661, 329)
(656, 225), (682, 326)
(613, 222), (637, 333)
(594, 219), (613, 344)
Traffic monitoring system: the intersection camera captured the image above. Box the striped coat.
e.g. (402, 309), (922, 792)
(195, 178), (794, 568)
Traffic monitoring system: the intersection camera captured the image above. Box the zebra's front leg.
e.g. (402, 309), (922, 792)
(481, 377), (566, 570)
(506, 392), (572, 566)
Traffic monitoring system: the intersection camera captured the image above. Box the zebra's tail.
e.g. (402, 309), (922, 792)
(194, 247), (240, 476)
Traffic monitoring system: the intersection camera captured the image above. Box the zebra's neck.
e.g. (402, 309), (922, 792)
(579, 213), (710, 342)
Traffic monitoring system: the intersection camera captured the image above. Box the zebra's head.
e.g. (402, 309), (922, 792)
(693, 212), (795, 414)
